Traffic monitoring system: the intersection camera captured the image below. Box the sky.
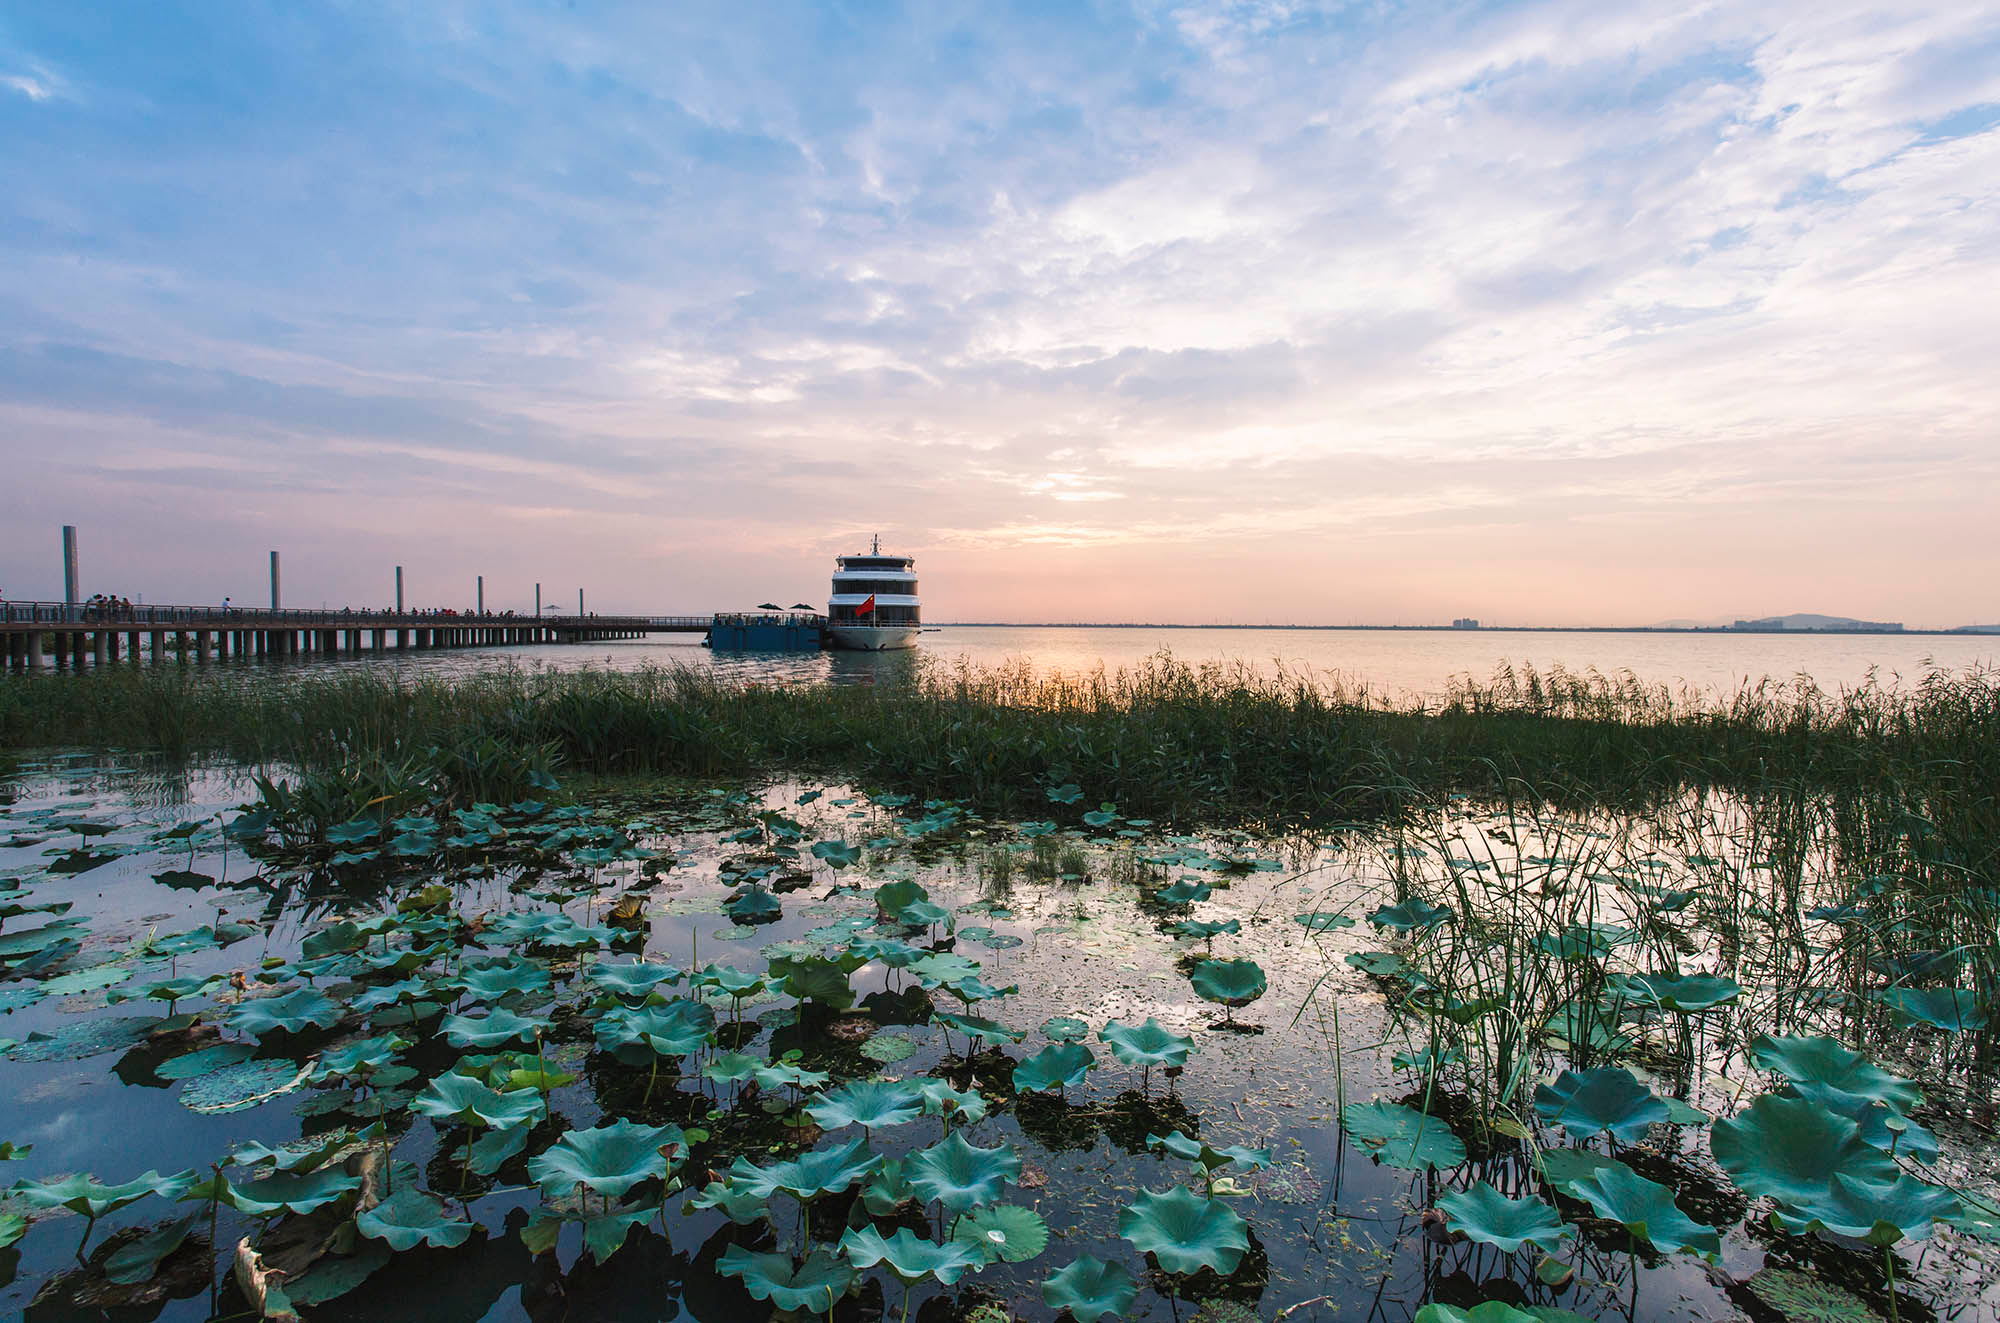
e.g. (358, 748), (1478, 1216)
(2, 2), (1997, 627)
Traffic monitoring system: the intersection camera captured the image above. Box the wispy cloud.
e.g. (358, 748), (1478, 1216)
(0, 1), (1995, 623)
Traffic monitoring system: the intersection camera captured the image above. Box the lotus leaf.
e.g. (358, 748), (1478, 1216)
(697, 1051), (760, 1086)
(456, 960), (554, 1002)
(1533, 1067), (1668, 1143)
(909, 952), (983, 987)
(1189, 959), (1266, 1009)
(725, 887), (783, 923)
(229, 988), (343, 1035)
(690, 1178), (768, 1224)
(728, 1136), (880, 1200)
(770, 953), (865, 1009)
(1711, 1093), (1899, 1211)
(839, 1225), (986, 1285)
(1147, 1131), (1272, 1172)
(440, 1007), (550, 1049)
(313, 1032), (410, 1080)
(350, 978), (431, 1012)
(595, 999), (716, 1060)
(904, 1131), (1020, 1213)
(1368, 899), (1453, 932)
(1872, 988), (1987, 1033)
(6, 1014), (158, 1062)
(1436, 1183), (1569, 1254)
(1013, 1042), (1095, 1093)
(181, 1059), (309, 1114)
(100, 1212), (198, 1286)
(812, 840), (862, 869)
(1100, 1017), (1196, 1069)
(860, 1032), (918, 1064)
(1414, 1305), (1543, 1323)
(1610, 972), (1743, 1012)
(695, 964), (767, 999)
(1293, 911), (1356, 932)
(285, 1242), (391, 1306)
(1341, 1100), (1467, 1171)
(1536, 923), (1637, 960)
(15, 1169), (194, 1219)
(934, 1009), (1024, 1047)
(1744, 1268), (1880, 1323)
(41, 963), (131, 997)
(1041, 1016), (1090, 1042)
(1769, 1170), (1962, 1245)
(850, 936), (926, 968)
(1748, 1035), (1922, 1114)
(755, 1061), (832, 1091)
(1119, 1184), (1252, 1274)
(357, 1188), (475, 1250)
(226, 1167), (365, 1216)
(1041, 1253), (1139, 1322)
(873, 881), (931, 921)
(528, 1119), (684, 1197)
(586, 960), (683, 1000)
(412, 1070), (548, 1129)
(1155, 881), (1212, 905)
(807, 1078), (926, 1131)
(951, 1203), (1049, 1263)
(719, 1245), (856, 1313)
(1548, 1160), (1715, 1260)
(156, 1042), (255, 1080)
(1538, 1147), (1625, 1191)
(470, 1124), (532, 1176)
(917, 1077), (990, 1125)
(0, 920), (88, 958)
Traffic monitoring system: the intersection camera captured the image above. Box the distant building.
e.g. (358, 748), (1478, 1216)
(1451, 617), (1480, 629)
(1730, 615), (1903, 632)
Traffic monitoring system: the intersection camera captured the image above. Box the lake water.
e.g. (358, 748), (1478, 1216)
(297, 626), (1999, 700)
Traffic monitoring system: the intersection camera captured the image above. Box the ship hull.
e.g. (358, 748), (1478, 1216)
(826, 625), (920, 651)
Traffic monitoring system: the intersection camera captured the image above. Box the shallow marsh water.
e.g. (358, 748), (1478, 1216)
(0, 753), (1993, 1323)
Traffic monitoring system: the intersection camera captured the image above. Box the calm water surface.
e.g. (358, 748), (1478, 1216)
(295, 627), (1999, 699)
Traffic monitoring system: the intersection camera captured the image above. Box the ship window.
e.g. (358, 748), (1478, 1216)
(833, 578), (918, 596)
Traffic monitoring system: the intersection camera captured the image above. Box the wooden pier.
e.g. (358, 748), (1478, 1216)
(0, 600), (732, 671)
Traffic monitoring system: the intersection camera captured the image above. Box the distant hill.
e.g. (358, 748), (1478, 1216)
(1951, 623), (2000, 634)
(1647, 617), (1728, 629)
(1730, 613), (1903, 632)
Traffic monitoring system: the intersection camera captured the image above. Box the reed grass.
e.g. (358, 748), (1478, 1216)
(2, 655), (1996, 828)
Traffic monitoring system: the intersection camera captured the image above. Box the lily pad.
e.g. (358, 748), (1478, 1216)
(839, 1224), (985, 1285)
(155, 1042), (257, 1080)
(1101, 1017), (1196, 1069)
(1436, 1182), (1568, 1254)
(1562, 1161), (1722, 1260)
(6, 1014), (158, 1062)
(1041, 1254), (1139, 1322)
(904, 1131), (1020, 1214)
(180, 1059), (308, 1114)
(1533, 1067), (1668, 1143)
(860, 1032), (918, 1064)
(1189, 958), (1266, 1011)
(718, 1245), (856, 1313)
(951, 1204), (1050, 1263)
(356, 1187), (475, 1250)
(807, 1079), (926, 1132)
(528, 1119), (684, 1198)
(1013, 1043), (1095, 1093)
(1118, 1184), (1252, 1274)
(1341, 1100), (1467, 1171)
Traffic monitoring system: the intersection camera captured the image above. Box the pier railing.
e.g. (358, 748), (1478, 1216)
(0, 600), (659, 630)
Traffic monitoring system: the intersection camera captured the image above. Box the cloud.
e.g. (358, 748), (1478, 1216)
(0, 0), (1995, 625)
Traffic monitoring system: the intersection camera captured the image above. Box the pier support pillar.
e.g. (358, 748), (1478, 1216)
(94, 631), (108, 666)
(28, 632), (43, 670)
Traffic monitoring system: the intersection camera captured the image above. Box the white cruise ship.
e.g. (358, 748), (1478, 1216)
(826, 538), (921, 650)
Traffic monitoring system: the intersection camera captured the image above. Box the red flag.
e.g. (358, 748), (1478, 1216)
(857, 594), (876, 616)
